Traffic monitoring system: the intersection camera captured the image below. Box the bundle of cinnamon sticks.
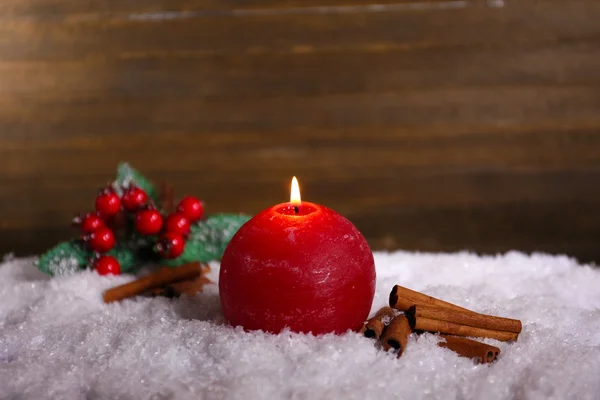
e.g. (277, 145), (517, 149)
(103, 261), (211, 303)
(360, 285), (522, 364)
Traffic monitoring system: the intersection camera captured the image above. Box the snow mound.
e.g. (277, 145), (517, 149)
(1, 251), (600, 399)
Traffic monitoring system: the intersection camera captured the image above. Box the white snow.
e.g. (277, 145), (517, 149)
(1, 250), (600, 399)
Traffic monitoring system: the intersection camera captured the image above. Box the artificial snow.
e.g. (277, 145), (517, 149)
(1, 251), (600, 399)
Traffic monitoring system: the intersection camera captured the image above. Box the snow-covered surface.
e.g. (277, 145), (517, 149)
(1, 251), (600, 399)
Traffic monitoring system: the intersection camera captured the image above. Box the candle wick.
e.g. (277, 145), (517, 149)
(294, 206), (299, 214)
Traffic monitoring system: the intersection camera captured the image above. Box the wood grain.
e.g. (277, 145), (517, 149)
(0, 0), (464, 17)
(1, 0), (600, 262)
(2, 1), (600, 63)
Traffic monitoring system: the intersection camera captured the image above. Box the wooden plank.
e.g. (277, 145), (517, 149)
(351, 202), (600, 257)
(1, 132), (600, 228)
(0, 0), (466, 17)
(3, 39), (600, 101)
(1, 1), (600, 62)
(2, 86), (600, 137)
(2, 125), (600, 178)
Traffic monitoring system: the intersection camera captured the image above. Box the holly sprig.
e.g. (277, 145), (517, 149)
(37, 241), (139, 276)
(35, 163), (250, 276)
(115, 162), (161, 206)
(162, 213), (251, 267)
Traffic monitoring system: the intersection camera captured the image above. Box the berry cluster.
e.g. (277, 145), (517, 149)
(73, 185), (204, 276)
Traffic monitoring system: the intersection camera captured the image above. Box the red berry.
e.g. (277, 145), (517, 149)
(155, 232), (185, 259)
(165, 213), (191, 237)
(121, 186), (148, 212)
(84, 226), (116, 253)
(73, 212), (105, 234)
(93, 255), (121, 276)
(176, 196), (204, 222)
(95, 187), (121, 217)
(134, 208), (163, 235)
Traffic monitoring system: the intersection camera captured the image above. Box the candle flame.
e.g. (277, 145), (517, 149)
(290, 176), (301, 205)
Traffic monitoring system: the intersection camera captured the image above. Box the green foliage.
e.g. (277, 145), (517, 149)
(108, 244), (139, 274)
(36, 241), (141, 276)
(37, 241), (89, 276)
(114, 162), (161, 207)
(37, 163), (252, 276)
(163, 213), (251, 266)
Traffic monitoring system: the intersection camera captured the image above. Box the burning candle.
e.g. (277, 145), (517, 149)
(219, 177), (376, 335)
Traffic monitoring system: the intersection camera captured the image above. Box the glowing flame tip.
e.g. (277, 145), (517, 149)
(290, 176), (301, 204)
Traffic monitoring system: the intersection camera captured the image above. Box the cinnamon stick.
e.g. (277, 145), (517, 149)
(168, 275), (212, 297)
(148, 275), (212, 298)
(389, 285), (474, 313)
(409, 316), (518, 342)
(103, 262), (203, 303)
(381, 315), (412, 357)
(439, 335), (500, 364)
(360, 307), (397, 339)
(408, 304), (522, 334)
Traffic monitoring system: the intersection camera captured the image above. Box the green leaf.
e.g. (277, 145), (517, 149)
(37, 240), (142, 276)
(163, 213), (251, 266)
(107, 244), (140, 274)
(114, 162), (160, 206)
(36, 241), (90, 276)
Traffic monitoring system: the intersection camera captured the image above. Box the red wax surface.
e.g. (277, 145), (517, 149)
(219, 201), (376, 335)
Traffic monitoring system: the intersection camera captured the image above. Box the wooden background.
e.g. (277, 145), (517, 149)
(1, 0), (600, 262)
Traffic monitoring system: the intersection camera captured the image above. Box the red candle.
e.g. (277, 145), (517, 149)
(219, 177), (376, 335)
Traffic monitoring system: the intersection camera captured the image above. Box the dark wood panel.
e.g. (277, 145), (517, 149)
(1, 0), (600, 263)
(0, 0), (459, 16)
(2, 1), (600, 62)
(2, 133), (600, 229)
(4, 39), (600, 102)
(2, 126), (600, 178)
(3, 86), (600, 138)
(351, 202), (600, 256)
